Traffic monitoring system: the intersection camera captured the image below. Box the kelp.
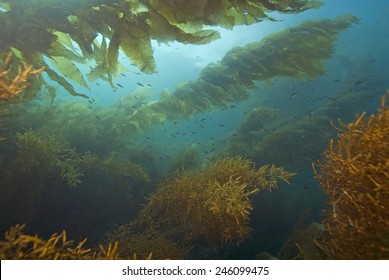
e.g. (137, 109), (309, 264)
(0, 0), (322, 97)
(107, 224), (187, 260)
(315, 94), (389, 259)
(0, 224), (119, 260)
(136, 156), (295, 245)
(113, 15), (358, 133)
(14, 129), (149, 188)
(15, 130), (98, 187)
(0, 52), (44, 103)
(226, 61), (381, 167)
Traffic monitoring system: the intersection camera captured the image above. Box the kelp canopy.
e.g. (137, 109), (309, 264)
(0, 0), (323, 98)
(109, 15), (358, 133)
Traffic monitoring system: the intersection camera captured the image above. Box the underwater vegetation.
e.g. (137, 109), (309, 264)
(109, 15), (358, 134)
(0, 224), (119, 260)
(0, 52), (44, 103)
(261, 222), (327, 260)
(136, 157), (295, 246)
(315, 93), (389, 259)
(0, 156), (294, 259)
(0, 128), (152, 242)
(12, 129), (150, 188)
(0, 0), (322, 98)
(107, 224), (187, 260)
(0, 1), (386, 261)
(16, 129), (99, 187)
(227, 63), (381, 167)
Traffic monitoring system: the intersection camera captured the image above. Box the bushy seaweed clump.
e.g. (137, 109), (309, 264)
(137, 157), (295, 246)
(15, 129), (99, 187)
(315, 94), (389, 259)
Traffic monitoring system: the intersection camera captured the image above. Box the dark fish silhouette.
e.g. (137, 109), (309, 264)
(137, 82), (144, 87)
(116, 83), (123, 88)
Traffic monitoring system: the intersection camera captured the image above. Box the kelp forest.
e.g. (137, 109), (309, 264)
(0, 0), (388, 260)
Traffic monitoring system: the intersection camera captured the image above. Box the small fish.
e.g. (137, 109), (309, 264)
(230, 105), (237, 108)
(88, 99), (93, 104)
(88, 106), (93, 110)
(354, 80), (363, 86)
(217, 124), (224, 127)
(200, 118), (206, 122)
(116, 83), (123, 88)
(369, 59), (376, 63)
(120, 73), (127, 77)
(333, 79), (340, 82)
(96, 83), (100, 86)
(137, 82), (144, 87)
(147, 83), (152, 87)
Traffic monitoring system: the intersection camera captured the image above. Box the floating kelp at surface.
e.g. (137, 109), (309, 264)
(115, 15), (358, 134)
(315, 94), (389, 259)
(0, 0), (322, 98)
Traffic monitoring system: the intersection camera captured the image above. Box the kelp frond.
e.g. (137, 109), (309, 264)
(0, 0), (323, 97)
(0, 224), (119, 260)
